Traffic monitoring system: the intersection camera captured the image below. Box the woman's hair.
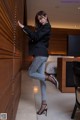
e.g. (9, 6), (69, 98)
(35, 11), (49, 28)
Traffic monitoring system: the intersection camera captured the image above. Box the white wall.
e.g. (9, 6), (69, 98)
(27, 0), (80, 29)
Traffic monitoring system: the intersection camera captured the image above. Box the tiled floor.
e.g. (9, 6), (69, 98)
(15, 71), (37, 120)
(16, 71), (80, 120)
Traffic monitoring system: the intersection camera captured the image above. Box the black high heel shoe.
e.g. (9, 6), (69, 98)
(47, 74), (59, 88)
(37, 104), (48, 116)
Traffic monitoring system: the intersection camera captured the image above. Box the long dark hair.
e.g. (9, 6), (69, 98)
(35, 11), (49, 28)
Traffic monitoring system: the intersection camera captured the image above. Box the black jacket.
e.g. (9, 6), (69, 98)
(23, 23), (51, 57)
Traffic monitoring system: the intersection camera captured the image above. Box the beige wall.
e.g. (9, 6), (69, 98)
(27, 0), (80, 29)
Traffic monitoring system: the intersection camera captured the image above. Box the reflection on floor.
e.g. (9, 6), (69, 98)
(16, 71), (80, 120)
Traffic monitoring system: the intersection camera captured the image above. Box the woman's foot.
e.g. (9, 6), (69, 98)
(46, 74), (59, 88)
(37, 104), (48, 116)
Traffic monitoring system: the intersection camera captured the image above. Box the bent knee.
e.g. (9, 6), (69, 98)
(28, 70), (33, 77)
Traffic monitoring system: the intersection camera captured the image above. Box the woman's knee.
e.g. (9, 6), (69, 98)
(28, 69), (33, 77)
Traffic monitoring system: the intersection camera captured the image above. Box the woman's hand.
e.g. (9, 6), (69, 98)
(18, 21), (24, 28)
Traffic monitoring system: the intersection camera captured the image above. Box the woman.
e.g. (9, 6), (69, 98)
(18, 11), (58, 116)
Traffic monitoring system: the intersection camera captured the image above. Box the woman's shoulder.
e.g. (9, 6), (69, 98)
(43, 23), (51, 31)
(36, 23), (51, 32)
(44, 23), (51, 28)
(38, 23), (51, 28)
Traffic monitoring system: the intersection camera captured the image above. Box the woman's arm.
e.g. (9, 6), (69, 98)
(23, 24), (51, 42)
(18, 21), (51, 42)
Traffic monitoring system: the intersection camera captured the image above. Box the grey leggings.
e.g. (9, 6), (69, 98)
(28, 56), (48, 101)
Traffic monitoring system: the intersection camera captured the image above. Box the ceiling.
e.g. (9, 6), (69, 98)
(27, 0), (80, 29)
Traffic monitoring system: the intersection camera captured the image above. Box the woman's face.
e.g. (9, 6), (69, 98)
(38, 15), (48, 25)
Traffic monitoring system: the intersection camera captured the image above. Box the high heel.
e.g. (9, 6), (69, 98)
(44, 108), (47, 116)
(47, 74), (59, 88)
(37, 104), (48, 116)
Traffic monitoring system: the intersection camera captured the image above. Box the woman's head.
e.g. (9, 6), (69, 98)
(35, 11), (49, 28)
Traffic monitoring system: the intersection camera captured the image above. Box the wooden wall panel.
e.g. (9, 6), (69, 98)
(13, 58), (22, 77)
(0, 84), (12, 112)
(0, 59), (13, 94)
(45, 28), (80, 55)
(0, 0), (25, 120)
(48, 28), (80, 55)
(5, 104), (13, 120)
(1, 0), (13, 53)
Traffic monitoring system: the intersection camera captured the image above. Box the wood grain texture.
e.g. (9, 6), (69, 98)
(0, 0), (25, 120)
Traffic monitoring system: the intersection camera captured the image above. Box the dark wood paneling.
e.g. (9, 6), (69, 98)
(13, 58), (22, 78)
(0, 83), (12, 112)
(0, 0), (25, 120)
(0, 59), (13, 94)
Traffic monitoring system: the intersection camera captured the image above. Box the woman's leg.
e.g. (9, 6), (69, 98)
(37, 61), (47, 101)
(28, 56), (48, 115)
(28, 56), (48, 83)
(37, 60), (48, 115)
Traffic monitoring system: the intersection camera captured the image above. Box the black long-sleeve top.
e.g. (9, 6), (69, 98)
(23, 23), (51, 57)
